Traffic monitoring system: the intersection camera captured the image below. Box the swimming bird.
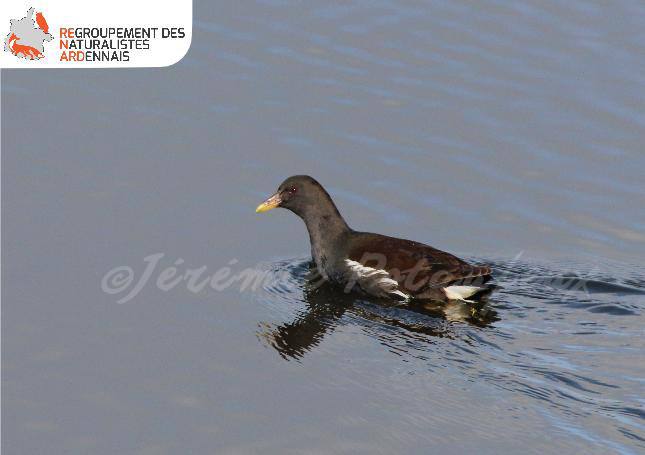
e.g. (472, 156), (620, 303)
(256, 175), (493, 302)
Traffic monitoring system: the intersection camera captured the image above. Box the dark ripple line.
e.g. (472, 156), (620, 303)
(602, 406), (645, 420)
(587, 305), (637, 316)
(617, 427), (645, 444)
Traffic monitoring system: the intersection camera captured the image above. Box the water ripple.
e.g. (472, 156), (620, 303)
(252, 255), (644, 449)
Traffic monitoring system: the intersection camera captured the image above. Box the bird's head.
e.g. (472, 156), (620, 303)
(255, 175), (332, 219)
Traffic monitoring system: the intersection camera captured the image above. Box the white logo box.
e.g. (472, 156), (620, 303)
(1, 0), (192, 68)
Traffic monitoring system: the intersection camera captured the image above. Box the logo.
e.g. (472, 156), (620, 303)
(0, 1), (191, 68)
(3, 7), (52, 60)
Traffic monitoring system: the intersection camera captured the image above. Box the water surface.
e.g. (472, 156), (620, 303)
(3, 0), (645, 453)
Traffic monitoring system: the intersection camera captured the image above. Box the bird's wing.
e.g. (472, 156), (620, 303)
(346, 233), (491, 295)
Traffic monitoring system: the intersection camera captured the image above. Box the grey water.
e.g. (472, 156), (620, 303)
(2, 0), (645, 453)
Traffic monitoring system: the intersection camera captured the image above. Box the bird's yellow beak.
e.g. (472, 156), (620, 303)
(255, 192), (282, 213)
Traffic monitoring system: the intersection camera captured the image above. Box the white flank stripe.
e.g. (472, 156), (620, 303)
(344, 259), (409, 300)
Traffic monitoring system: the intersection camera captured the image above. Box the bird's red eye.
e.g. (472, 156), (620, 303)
(289, 187), (297, 194)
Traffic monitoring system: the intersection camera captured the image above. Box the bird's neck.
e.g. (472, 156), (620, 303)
(300, 204), (350, 267)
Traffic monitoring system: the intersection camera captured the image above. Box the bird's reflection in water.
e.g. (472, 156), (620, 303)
(258, 264), (499, 361)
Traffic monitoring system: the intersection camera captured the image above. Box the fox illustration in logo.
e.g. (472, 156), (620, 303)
(8, 32), (43, 59)
(4, 8), (52, 60)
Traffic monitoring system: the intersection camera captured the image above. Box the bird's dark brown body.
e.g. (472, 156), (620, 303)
(256, 175), (493, 302)
(345, 232), (492, 299)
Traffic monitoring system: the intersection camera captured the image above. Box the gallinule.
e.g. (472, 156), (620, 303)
(256, 175), (493, 302)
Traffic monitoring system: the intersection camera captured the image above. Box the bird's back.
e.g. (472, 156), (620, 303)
(344, 232), (492, 297)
